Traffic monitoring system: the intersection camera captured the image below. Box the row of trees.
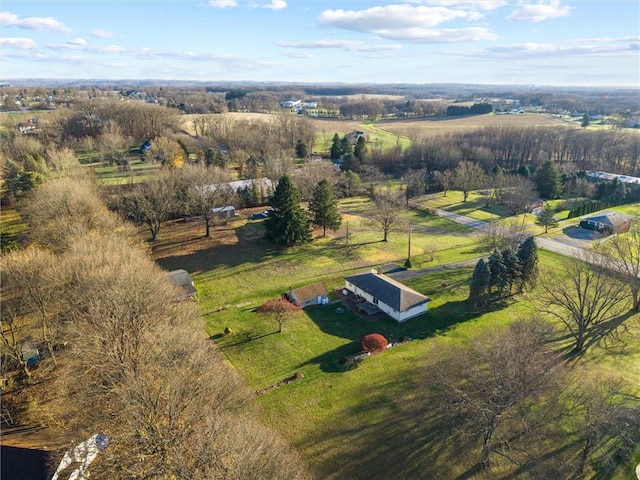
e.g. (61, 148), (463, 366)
(468, 236), (539, 310)
(402, 126), (640, 177)
(1, 173), (312, 479)
(265, 175), (342, 246)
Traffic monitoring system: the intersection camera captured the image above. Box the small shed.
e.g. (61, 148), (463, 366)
(168, 269), (197, 298)
(212, 206), (236, 218)
(579, 211), (633, 235)
(285, 282), (329, 308)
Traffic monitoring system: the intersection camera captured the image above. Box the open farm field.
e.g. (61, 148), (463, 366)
(376, 112), (571, 138)
(180, 111), (571, 145)
(148, 206), (640, 480)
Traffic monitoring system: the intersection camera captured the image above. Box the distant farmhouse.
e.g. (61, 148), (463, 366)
(344, 270), (431, 322)
(585, 171), (640, 185)
(280, 99), (317, 109)
(580, 211), (633, 235)
(345, 130), (365, 144)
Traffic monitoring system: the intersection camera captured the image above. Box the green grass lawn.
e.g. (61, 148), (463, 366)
(418, 190), (513, 221)
(91, 158), (161, 185)
(151, 209), (640, 480)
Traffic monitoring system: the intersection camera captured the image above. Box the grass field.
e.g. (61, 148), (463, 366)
(90, 158), (161, 185)
(415, 190), (514, 221)
(148, 202), (640, 480)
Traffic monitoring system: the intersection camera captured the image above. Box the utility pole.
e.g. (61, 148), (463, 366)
(405, 224), (412, 268)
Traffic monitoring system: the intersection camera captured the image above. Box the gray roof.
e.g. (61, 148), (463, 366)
(344, 272), (430, 312)
(584, 211), (633, 227)
(169, 269), (197, 296)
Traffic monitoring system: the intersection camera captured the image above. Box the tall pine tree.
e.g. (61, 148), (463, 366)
(265, 175), (311, 246)
(517, 236), (539, 292)
(308, 179), (342, 237)
(501, 246), (521, 296)
(468, 258), (491, 310)
(533, 160), (562, 199)
(488, 249), (508, 298)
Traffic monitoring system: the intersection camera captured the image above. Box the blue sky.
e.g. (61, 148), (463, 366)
(1, 1), (638, 86)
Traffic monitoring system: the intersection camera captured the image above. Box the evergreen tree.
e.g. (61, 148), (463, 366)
(265, 175), (311, 246)
(340, 136), (353, 156)
(354, 136), (367, 161)
(581, 114), (590, 128)
(488, 249), (508, 298)
(533, 160), (562, 199)
(468, 258), (491, 310)
(501, 246), (521, 295)
(517, 236), (539, 292)
(330, 133), (342, 160)
(535, 204), (559, 233)
(340, 153), (360, 173)
(295, 140), (308, 159)
(308, 179), (342, 237)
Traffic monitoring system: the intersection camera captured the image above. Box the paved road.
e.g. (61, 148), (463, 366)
(430, 208), (638, 276)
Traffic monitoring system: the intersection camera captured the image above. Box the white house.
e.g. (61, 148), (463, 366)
(344, 270), (431, 322)
(281, 99), (302, 108)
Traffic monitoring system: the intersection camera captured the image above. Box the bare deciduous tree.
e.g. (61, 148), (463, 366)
(22, 177), (130, 253)
(119, 173), (178, 241)
(453, 160), (485, 202)
(563, 375), (640, 479)
(1, 248), (62, 365)
(367, 190), (405, 242)
(595, 215), (640, 312)
(257, 298), (301, 333)
(180, 164), (233, 237)
(539, 253), (629, 353)
(427, 319), (564, 470)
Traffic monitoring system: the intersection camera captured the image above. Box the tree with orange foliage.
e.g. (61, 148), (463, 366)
(361, 333), (388, 354)
(257, 298), (301, 333)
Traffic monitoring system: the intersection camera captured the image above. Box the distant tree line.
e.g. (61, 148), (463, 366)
(446, 103), (493, 116)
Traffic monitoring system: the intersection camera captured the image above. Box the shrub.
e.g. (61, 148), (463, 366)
(361, 333), (388, 354)
(224, 326), (233, 335)
(404, 258), (412, 269)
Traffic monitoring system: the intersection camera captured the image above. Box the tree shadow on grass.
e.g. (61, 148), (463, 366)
(554, 310), (640, 362)
(300, 300), (485, 372)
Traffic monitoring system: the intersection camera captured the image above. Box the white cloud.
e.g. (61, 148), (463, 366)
(68, 38), (88, 46)
(318, 5), (483, 31)
(410, 0), (507, 9)
(465, 36), (639, 59)
(283, 51), (314, 59)
(0, 11), (71, 33)
(382, 26), (500, 42)
(208, 0), (238, 8)
(91, 29), (115, 39)
(0, 37), (37, 49)
(263, 0), (287, 10)
(278, 39), (402, 52)
(506, 1), (572, 22)
(316, 4), (510, 43)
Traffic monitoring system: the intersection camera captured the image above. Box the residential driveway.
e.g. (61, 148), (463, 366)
(556, 225), (607, 249)
(431, 208), (591, 262)
(433, 208), (491, 232)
